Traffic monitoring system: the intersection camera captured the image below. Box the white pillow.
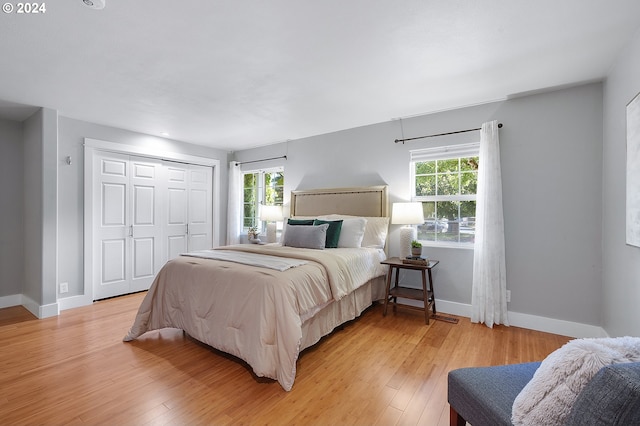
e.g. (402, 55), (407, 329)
(361, 216), (390, 248)
(336, 217), (367, 248)
(323, 214), (389, 249)
(511, 336), (640, 426)
(282, 223), (328, 250)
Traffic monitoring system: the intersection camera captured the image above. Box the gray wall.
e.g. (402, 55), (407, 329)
(22, 107), (58, 309)
(602, 29), (640, 337)
(235, 83), (604, 328)
(0, 117), (24, 298)
(57, 117), (230, 298)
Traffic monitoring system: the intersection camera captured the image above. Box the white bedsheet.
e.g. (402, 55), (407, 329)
(181, 249), (309, 271)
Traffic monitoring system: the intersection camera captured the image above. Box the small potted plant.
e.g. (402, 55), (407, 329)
(411, 240), (422, 257)
(248, 226), (261, 242)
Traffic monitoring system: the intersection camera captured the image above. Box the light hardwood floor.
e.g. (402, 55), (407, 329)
(0, 292), (570, 425)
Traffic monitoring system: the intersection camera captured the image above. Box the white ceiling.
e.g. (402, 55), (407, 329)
(1, 1), (639, 151)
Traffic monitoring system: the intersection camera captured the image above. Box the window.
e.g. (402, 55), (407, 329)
(411, 143), (479, 246)
(242, 168), (284, 232)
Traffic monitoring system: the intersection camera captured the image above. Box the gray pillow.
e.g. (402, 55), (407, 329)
(283, 223), (329, 250)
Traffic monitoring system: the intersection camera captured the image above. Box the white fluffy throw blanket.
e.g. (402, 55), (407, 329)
(511, 336), (640, 425)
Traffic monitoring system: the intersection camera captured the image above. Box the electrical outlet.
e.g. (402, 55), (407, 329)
(506, 290), (511, 303)
(59, 282), (69, 294)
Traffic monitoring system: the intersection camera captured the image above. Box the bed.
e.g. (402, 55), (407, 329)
(123, 185), (390, 391)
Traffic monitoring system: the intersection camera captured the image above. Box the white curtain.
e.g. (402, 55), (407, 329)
(471, 120), (509, 328)
(226, 161), (242, 245)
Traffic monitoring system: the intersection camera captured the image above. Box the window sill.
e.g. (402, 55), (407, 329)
(419, 242), (475, 250)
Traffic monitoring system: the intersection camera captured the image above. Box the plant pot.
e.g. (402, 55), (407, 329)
(411, 247), (422, 257)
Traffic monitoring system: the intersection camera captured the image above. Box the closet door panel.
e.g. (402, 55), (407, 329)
(167, 235), (187, 260)
(129, 156), (163, 293)
(102, 239), (126, 284)
(133, 238), (154, 277)
(187, 165), (213, 252)
(133, 185), (155, 225)
(93, 153), (130, 300)
(165, 164), (189, 260)
(102, 183), (126, 226)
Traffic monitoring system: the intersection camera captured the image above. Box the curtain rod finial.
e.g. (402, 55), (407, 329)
(498, 123), (503, 128)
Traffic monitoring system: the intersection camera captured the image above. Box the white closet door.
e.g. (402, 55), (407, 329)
(91, 152), (212, 300)
(165, 164), (189, 261)
(93, 152), (130, 300)
(164, 162), (213, 260)
(129, 156), (164, 293)
(93, 153), (163, 299)
(187, 165), (213, 252)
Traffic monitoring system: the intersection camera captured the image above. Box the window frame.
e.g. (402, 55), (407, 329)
(242, 167), (284, 234)
(410, 143), (480, 249)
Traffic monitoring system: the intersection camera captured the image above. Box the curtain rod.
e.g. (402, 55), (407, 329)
(235, 155), (287, 166)
(394, 123), (503, 144)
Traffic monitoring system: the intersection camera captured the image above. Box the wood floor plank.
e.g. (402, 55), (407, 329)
(0, 292), (571, 425)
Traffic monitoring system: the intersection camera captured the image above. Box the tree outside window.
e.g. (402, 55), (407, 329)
(412, 145), (479, 246)
(242, 169), (284, 233)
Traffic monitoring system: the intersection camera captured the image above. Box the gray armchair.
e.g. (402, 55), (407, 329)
(447, 361), (640, 426)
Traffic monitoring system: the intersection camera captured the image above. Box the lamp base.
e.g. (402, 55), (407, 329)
(399, 226), (417, 259)
(266, 222), (277, 243)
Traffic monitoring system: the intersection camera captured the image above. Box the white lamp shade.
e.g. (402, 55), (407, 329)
(391, 202), (424, 225)
(259, 205), (284, 222)
(392, 202), (424, 258)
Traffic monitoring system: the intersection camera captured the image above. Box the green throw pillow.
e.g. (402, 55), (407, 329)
(287, 218), (315, 226)
(313, 219), (343, 248)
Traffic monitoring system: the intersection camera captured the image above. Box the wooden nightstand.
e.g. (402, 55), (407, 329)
(381, 257), (439, 324)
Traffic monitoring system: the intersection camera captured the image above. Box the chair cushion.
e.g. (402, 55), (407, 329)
(448, 362), (540, 426)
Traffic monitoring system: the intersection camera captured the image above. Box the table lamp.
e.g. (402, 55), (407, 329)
(391, 202), (425, 258)
(260, 205), (284, 243)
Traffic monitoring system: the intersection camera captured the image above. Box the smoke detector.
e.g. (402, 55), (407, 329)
(83, 0), (105, 9)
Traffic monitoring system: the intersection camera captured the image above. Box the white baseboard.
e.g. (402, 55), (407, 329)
(38, 302), (60, 318)
(0, 293), (59, 318)
(18, 294), (39, 317)
(0, 292), (609, 337)
(506, 310), (608, 339)
(58, 294), (93, 311)
(0, 294), (22, 309)
(0, 292), (91, 317)
(402, 298), (608, 339)
(20, 294), (59, 318)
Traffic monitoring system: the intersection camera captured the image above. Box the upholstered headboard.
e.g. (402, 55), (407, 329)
(290, 186), (389, 218)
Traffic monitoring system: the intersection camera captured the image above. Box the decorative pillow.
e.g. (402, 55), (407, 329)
(280, 217), (316, 243)
(511, 336), (640, 426)
(322, 214), (389, 249)
(313, 219), (343, 248)
(282, 223), (329, 250)
(336, 217), (367, 248)
(287, 218), (315, 226)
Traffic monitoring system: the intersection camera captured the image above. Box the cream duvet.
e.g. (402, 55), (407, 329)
(124, 244), (386, 391)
